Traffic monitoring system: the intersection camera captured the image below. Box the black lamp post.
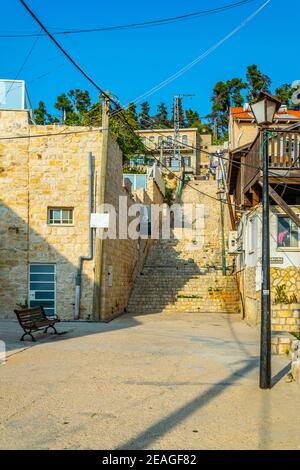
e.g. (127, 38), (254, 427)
(250, 92), (281, 389)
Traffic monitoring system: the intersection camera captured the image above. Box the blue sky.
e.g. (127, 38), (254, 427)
(1, 0), (299, 119)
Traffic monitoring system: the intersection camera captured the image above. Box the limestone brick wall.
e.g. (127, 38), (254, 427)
(272, 304), (300, 332)
(271, 267), (300, 332)
(0, 110), (165, 322)
(0, 109), (102, 320)
(100, 135), (164, 321)
(238, 266), (300, 329)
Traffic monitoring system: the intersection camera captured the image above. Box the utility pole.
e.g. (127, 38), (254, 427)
(173, 94), (195, 169)
(218, 154), (227, 276)
(93, 95), (110, 320)
(260, 129), (271, 389)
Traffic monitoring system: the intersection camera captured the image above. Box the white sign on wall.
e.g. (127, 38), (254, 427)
(90, 213), (110, 229)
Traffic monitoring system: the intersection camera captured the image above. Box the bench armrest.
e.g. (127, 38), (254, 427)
(48, 315), (60, 322)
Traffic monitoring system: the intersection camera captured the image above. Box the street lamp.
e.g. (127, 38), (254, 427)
(250, 91), (281, 390)
(250, 91), (281, 126)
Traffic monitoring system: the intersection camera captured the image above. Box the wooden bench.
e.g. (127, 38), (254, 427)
(14, 306), (60, 342)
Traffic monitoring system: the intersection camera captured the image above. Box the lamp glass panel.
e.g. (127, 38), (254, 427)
(251, 101), (266, 124)
(266, 100), (277, 123)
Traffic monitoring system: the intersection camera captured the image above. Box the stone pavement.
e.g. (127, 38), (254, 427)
(0, 312), (299, 450)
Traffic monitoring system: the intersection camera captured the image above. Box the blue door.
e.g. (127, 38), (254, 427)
(29, 264), (56, 316)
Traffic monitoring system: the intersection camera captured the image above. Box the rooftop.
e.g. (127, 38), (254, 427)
(230, 106), (300, 122)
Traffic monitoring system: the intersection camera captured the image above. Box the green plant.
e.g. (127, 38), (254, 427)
(292, 332), (300, 340)
(289, 293), (298, 304)
(274, 284), (289, 304)
(177, 295), (201, 299)
(123, 165), (146, 174)
(208, 287), (222, 294)
(16, 298), (28, 309)
(164, 186), (175, 205)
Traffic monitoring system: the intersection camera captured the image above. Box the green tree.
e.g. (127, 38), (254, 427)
(155, 102), (169, 128)
(33, 100), (58, 125)
(185, 109), (211, 133)
(126, 102), (139, 126)
(275, 84), (292, 106)
(210, 80), (230, 140)
(54, 93), (78, 124)
(82, 101), (102, 127)
(185, 109), (200, 127)
(68, 89), (91, 115)
(228, 77), (247, 106)
(33, 100), (48, 125)
(246, 64), (271, 102)
(110, 103), (145, 162)
(139, 101), (152, 129)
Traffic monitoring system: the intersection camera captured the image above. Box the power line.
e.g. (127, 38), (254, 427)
(18, 0), (117, 109)
(130, 0), (272, 105)
(17, 0), (297, 205)
(4, 29), (42, 99)
(3, 1), (257, 38)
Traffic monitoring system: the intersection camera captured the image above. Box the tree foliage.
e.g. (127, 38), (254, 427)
(155, 102), (169, 128)
(139, 101), (152, 129)
(275, 83), (293, 106)
(246, 64), (271, 101)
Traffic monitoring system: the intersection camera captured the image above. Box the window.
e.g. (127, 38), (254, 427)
(48, 208), (73, 225)
(167, 135), (172, 146)
(184, 156), (191, 167)
(141, 137), (146, 145)
(158, 136), (163, 146)
(149, 136), (155, 144)
(277, 216), (299, 248)
(182, 135), (188, 145)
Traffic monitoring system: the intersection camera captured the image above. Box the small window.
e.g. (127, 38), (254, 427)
(182, 135), (188, 145)
(167, 135), (172, 146)
(277, 216), (299, 248)
(158, 136), (163, 146)
(48, 208), (73, 225)
(141, 137), (146, 145)
(184, 156), (191, 167)
(149, 136), (155, 143)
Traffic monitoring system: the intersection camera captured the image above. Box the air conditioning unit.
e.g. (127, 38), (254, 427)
(228, 231), (239, 254)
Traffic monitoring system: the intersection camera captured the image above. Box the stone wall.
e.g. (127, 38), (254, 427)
(0, 110), (102, 320)
(272, 304), (300, 332)
(237, 265), (300, 331)
(0, 110), (165, 322)
(99, 134), (164, 320)
(271, 267), (300, 301)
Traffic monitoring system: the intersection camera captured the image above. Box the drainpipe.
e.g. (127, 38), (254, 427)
(75, 152), (94, 319)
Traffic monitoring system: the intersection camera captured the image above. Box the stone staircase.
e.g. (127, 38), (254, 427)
(127, 178), (240, 315)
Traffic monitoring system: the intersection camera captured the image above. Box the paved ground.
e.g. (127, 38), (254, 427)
(0, 312), (299, 450)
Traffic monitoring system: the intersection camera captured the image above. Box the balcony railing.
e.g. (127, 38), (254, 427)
(243, 130), (300, 192)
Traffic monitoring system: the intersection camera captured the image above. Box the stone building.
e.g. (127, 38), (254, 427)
(227, 111), (300, 337)
(229, 105), (300, 150)
(134, 128), (202, 174)
(0, 91), (164, 322)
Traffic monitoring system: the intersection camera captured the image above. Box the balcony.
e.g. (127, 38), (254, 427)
(243, 130), (300, 194)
